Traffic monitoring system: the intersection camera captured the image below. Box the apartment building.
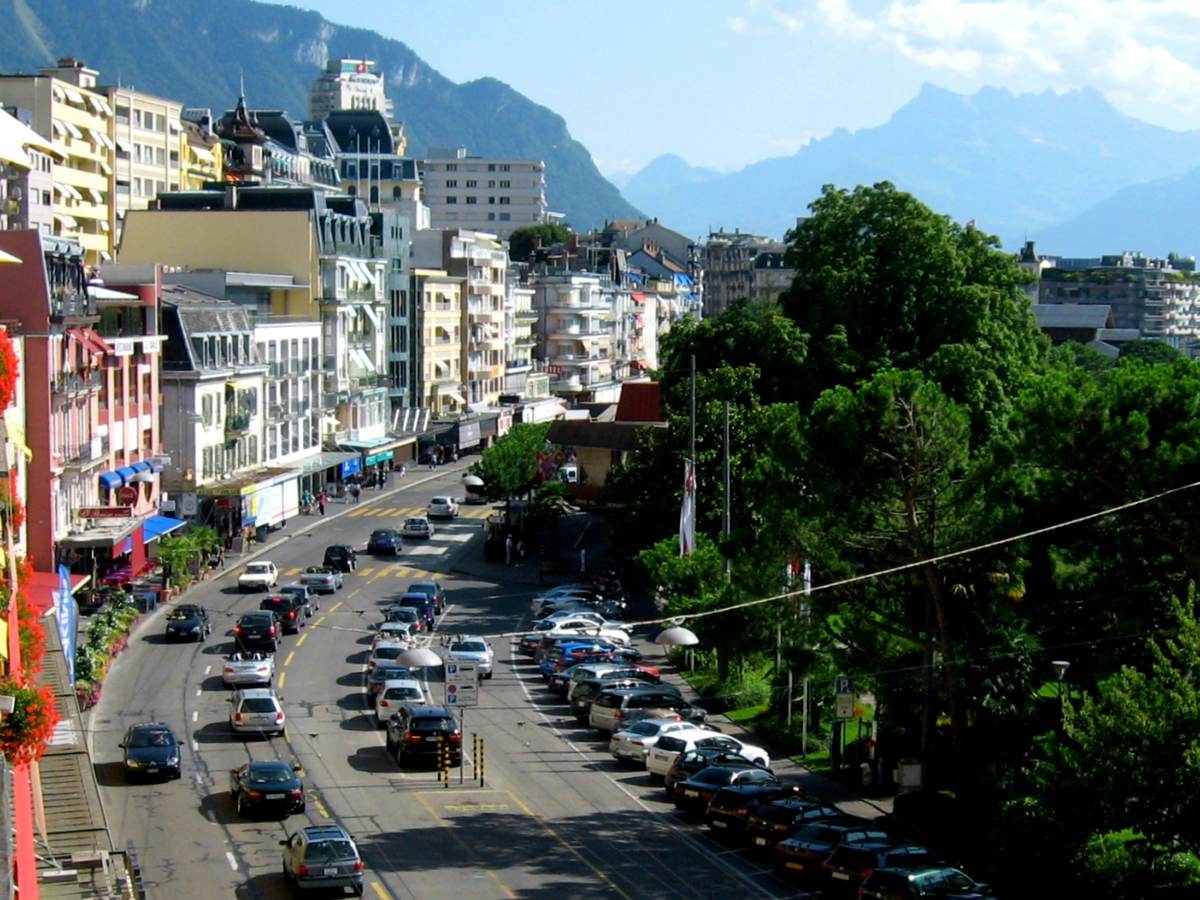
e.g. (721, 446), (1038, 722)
(412, 268), (466, 416)
(505, 271), (537, 395)
(531, 272), (620, 402)
(422, 146), (549, 238)
(107, 85), (182, 241)
(0, 107), (61, 235)
(0, 58), (116, 264)
(702, 229), (793, 317)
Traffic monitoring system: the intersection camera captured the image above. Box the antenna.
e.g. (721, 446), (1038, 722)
(239, 68), (246, 100)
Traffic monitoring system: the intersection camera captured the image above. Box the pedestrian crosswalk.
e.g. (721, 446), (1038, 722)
(346, 505), (492, 520)
(280, 564), (441, 581)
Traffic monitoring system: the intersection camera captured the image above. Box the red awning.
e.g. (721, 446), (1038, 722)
(24, 571), (90, 616)
(631, 292), (646, 304)
(83, 327), (112, 353)
(66, 326), (106, 356)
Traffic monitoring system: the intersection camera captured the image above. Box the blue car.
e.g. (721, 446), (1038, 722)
(539, 641), (621, 680)
(367, 529), (401, 556)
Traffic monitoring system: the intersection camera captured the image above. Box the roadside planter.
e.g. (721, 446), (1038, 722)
(74, 598), (140, 710)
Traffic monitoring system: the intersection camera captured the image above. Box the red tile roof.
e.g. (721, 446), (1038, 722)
(615, 381), (664, 422)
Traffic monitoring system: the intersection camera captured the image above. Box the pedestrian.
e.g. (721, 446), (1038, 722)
(216, 546), (225, 568)
(424, 605), (435, 634)
(579, 547), (587, 574)
(351, 483), (361, 504)
(317, 492), (326, 517)
(399, 463), (407, 479)
(517, 538), (526, 561)
(427, 452), (435, 471)
(505, 533), (514, 566)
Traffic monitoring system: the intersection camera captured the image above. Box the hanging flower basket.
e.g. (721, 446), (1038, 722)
(0, 328), (18, 414)
(0, 680), (58, 766)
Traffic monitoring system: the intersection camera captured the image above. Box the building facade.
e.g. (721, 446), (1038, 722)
(108, 86), (182, 242)
(702, 230), (792, 317)
(0, 107), (60, 236)
(531, 272), (620, 402)
(505, 271), (537, 395)
(412, 268), (465, 416)
(422, 146), (548, 238)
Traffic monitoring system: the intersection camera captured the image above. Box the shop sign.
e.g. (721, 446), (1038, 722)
(117, 485), (138, 506)
(78, 506), (133, 519)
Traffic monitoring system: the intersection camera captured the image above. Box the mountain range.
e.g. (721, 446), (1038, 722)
(0, 0), (641, 229)
(620, 85), (1200, 257)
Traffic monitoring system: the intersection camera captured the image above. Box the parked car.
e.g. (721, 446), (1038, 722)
(609, 718), (702, 766)
(119, 722), (182, 781)
(647, 728), (770, 779)
(745, 796), (846, 851)
(566, 664), (659, 701)
(367, 641), (409, 674)
(400, 516), (434, 539)
(532, 615), (631, 636)
(570, 676), (664, 723)
(706, 784), (802, 838)
(588, 685), (698, 733)
(280, 824), (364, 895)
(673, 763), (780, 818)
(773, 821), (890, 882)
(821, 840), (941, 897)
(858, 866), (994, 900)
(300, 565), (343, 594)
(427, 496), (458, 519)
(277, 582), (316, 617)
(446, 635), (494, 679)
(259, 594), (304, 634)
(222, 651), (275, 687)
(386, 705), (462, 765)
(374, 678), (426, 724)
(663, 748), (762, 800)
(406, 580), (446, 614)
(233, 611), (280, 653)
(229, 760), (305, 816)
(323, 544), (357, 572)
(228, 687), (286, 738)
(164, 604), (211, 642)
(368, 528), (402, 556)
(237, 561), (278, 592)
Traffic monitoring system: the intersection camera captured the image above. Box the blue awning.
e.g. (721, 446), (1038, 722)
(98, 471), (123, 490)
(116, 466), (137, 482)
(149, 461), (163, 473)
(143, 514), (186, 542)
(131, 461), (151, 473)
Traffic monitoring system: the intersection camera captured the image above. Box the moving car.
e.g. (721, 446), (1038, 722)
(237, 561), (278, 592)
(222, 651), (275, 687)
(277, 582), (316, 617)
(773, 821), (890, 881)
(233, 611), (280, 653)
(228, 687), (286, 737)
(119, 722), (182, 781)
(229, 760), (305, 816)
(395, 592), (436, 618)
(673, 763), (780, 818)
(164, 604), (211, 642)
(323, 544), (357, 572)
(386, 705), (462, 765)
(406, 580), (446, 614)
(445, 635), (494, 679)
(427, 496), (459, 519)
(400, 516), (434, 539)
(383, 605), (422, 632)
(858, 866), (994, 900)
(609, 718), (702, 766)
(647, 728), (770, 779)
(374, 678), (426, 724)
(367, 528), (402, 556)
(367, 641), (409, 673)
(280, 824), (365, 896)
(372, 621), (414, 650)
(366, 662), (413, 701)
(259, 594), (304, 634)
(300, 565), (343, 594)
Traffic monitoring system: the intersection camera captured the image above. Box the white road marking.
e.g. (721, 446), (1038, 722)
(191, 710), (198, 722)
(195, 688), (202, 697)
(191, 740), (199, 752)
(225, 851), (238, 871)
(204, 665), (211, 675)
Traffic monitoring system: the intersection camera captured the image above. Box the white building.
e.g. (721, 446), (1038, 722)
(531, 272), (622, 403)
(310, 59), (395, 123)
(422, 146), (548, 239)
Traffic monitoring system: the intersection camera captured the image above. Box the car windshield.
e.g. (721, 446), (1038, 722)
(128, 730), (172, 747)
(451, 641), (487, 653)
(373, 665), (410, 680)
(626, 722), (660, 736)
(374, 646), (404, 660)
(250, 765), (294, 784)
(304, 840), (356, 863)
(389, 609), (418, 621)
(405, 519), (426, 527)
(411, 583), (437, 594)
(371, 530), (393, 539)
(241, 698), (278, 713)
(168, 608), (200, 620)
(241, 614), (270, 625)
(306, 567), (331, 574)
(246, 564), (271, 574)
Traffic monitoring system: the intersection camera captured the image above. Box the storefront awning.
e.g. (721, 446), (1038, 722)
(195, 466), (301, 497)
(293, 450), (358, 476)
(116, 465), (137, 482)
(121, 514), (186, 553)
(24, 570), (89, 616)
(98, 470), (123, 490)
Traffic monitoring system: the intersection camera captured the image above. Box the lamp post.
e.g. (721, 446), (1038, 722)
(1052, 659), (1071, 704)
(656, 619), (699, 672)
(399, 646), (444, 701)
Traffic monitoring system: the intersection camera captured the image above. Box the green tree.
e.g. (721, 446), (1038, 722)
(469, 422), (550, 503)
(1119, 339), (1184, 366)
(507, 223), (572, 263)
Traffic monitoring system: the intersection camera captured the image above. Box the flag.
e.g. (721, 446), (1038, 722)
(679, 459), (696, 556)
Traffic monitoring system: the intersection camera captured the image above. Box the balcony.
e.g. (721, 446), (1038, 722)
(53, 368), (103, 397)
(224, 412), (252, 437)
(515, 309), (538, 322)
(51, 289), (98, 323)
(60, 435), (106, 470)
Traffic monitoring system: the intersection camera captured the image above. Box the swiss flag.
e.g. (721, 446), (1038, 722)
(356, 61), (367, 74)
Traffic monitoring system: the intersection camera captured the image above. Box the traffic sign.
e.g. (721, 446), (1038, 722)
(835, 692), (855, 720)
(445, 661), (479, 707)
(835, 675), (853, 694)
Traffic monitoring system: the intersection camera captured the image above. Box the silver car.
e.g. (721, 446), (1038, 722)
(299, 566), (343, 595)
(401, 516), (434, 539)
(222, 652), (275, 687)
(446, 635), (495, 679)
(229, 688), (286, 737)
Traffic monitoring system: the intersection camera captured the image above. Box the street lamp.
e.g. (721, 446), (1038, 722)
(655, 623), (699, 648)
(399, 646), (443, 700)
(1052, 659), (1071, 703)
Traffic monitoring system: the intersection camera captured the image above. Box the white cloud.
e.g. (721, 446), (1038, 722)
(806, 0), (1200, 110)
(727, 15), (749, 32)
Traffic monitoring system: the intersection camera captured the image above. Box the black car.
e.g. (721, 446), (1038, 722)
(119, 722), (182, 781)
(707, 784), (803, 838)
(164, 604), (211, 642)
(664, 749), (760, 799)
(229, 760), (305, 817)
(234, 611), (280, 653)
(821, 840), (941, 897)
(859, 866), (994, 899)
(259, 595), (304, 634)
(774, 821), (891, 882)
(406, 580), (446, 614)
(386, 705), (462, 765)
(367, 529), (402, 556)
(323, 543), (357, 572)
(674, 764), (780, 818)
(745, 796), (846, 851)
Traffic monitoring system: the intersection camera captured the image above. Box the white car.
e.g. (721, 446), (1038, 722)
(540, 625), (630, 647)
(372, 622), (414, 650)
(645, 728), (771, 778)
(374, 678), (425, 724)
(445, 635), (495, 679)
(401, 517), (435, 539)
(228, 688), (286, 737)
(536, 609), (608, 628)
(533, 616), (630, 636)
(237, 561), (278, 592)
(609, 718), (703, 766)
(367, 641), (409, 673)
(427, 496), (459, 519)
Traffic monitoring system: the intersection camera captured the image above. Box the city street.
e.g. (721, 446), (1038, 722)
(88, 467), (810, 899)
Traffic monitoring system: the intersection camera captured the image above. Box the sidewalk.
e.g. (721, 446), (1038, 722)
(449, 507), (610, 589)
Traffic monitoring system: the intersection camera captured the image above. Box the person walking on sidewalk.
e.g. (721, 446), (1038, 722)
(317, 492), (326, 516)
(350, 483), (361, 504)
(505, 533), (514, 566)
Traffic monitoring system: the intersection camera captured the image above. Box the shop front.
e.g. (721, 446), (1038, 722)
(195, 467), (300, 550)
(340, 434), (419, 487)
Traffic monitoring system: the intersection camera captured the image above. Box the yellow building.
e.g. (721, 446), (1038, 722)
(179, 117), (222, 189)
(0, 58), (115, 265)
(413, 268), (465, 415)
(107, 86), (183, 242)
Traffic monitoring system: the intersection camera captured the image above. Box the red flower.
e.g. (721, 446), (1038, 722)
(0, 328), (17, 414)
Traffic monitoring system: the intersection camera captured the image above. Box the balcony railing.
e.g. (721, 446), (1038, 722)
(53, 369), (102, 396)
(225, 412), (252, 436)
(52, 290), (97, 322)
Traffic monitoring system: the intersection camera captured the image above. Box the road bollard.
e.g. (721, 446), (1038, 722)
(439, 741), (450, 789)
(479, 737), (485, 787)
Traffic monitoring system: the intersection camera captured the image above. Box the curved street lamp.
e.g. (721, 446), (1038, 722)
(655, 624), (699, 647)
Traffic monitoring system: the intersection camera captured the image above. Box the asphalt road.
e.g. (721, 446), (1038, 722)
(89, 467), (812, 899)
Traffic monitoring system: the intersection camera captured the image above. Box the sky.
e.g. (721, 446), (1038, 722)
(280, 0), (1200, 178)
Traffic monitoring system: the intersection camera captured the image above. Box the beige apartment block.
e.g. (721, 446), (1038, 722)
(413, 268), (465, 416)
(422, 146), (548, 238)
(107, 86), (183, 240)
(0, 58), (116, 264)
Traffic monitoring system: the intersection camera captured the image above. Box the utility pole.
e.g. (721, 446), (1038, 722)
(689, 354), (696, 465)
(723, 400), (731, 579)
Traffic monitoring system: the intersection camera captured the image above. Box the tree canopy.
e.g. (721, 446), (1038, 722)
(469, 422), (550, 502)
(507, 223), (572, 263)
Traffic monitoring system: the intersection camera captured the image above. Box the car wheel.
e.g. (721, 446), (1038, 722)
(385, 735), (395, 754)
(236, 792), (246, 816)
(282, 862), (294, 884)
(484, 672), (493, 680)
(354, 883), (365, 897)
(297, 798), (306, 814)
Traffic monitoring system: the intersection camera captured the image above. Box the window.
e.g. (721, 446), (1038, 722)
(392, 186), (402, 201)
(445, 196), (456, 204)
(445, 179), (457, 188)
(498, 197), (510, 205)
(488, 180), (495, 188)
(465, 179), (476, 188)
(488, 164), (496, 172)
(500, 164), (510, 172)
(499, 180), (511, 188)
(445, 163), (457, 172)
(488, 196), (495, 205)
(488, 212), (496, 221)
(499, 213), (511, 221)
(465, 196), (477, 205)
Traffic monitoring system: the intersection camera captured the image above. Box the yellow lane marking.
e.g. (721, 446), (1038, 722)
(314, 616), (326, 628)
(308, 791), (331, 819)
(329, 600), (343, 613)
(359, 567), (375, 576)
(348, 509), (369, 517)
(348, 588), (360, 598)
(296, 632), (308, 647)
(506, 792), (632, 900)
(413, 793), (516, 899)
(370, 566), (394, 583)
(284, 651), (295, 667)
(369, 882), (391, 900)
(278, 671), (287, 689)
